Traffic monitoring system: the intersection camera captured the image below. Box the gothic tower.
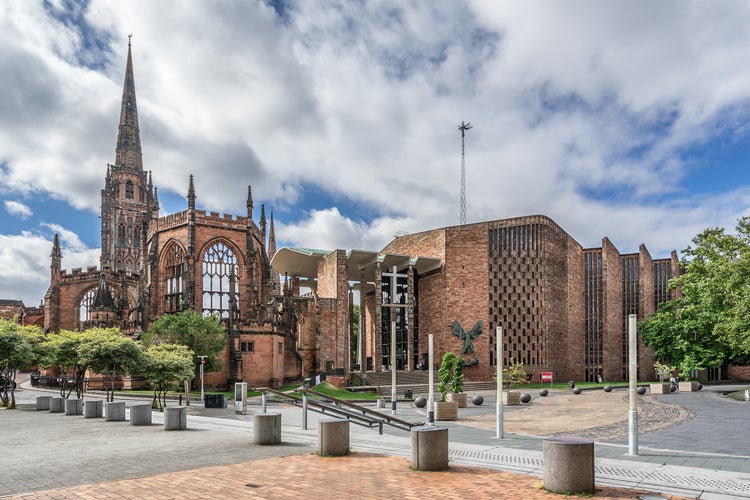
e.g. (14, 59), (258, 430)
(100, 37), (153, 273)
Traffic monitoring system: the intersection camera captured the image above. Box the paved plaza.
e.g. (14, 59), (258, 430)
(3, 383), (750, 499)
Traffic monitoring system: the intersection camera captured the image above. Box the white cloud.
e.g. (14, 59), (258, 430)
(3, 1), (750, 305)
(4, 201), (32, 219)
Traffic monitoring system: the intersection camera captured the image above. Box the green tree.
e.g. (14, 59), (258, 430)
(142, 310), (227, 380)
(78, 328), (144, 402)
(0, 319), (43, 408)
(640, 217), (750, 375)
(437, 352), (463, 402)
(142, 344), (194, 410)
(39, 330), (90, 399)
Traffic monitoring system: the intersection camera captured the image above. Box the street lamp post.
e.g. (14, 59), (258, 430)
(197, 355), (207, 402)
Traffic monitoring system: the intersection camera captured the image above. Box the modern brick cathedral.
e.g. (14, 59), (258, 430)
(22, 42), (680, 388)
(272, 216), (680, 384)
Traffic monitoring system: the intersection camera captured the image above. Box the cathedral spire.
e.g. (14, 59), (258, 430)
(246, 185), (253, 219)
(260, 204), (267, 246)
(268, 208), (277, 260)
(50, 233), (62, 274)
(115, 36), (143, 170)
(187, 174), (196, 210)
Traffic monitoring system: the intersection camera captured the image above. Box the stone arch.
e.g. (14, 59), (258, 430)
(199, 238), (243, 318)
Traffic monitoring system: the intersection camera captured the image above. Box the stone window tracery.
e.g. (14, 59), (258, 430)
(202, 241), (238, 318)
(164, 243), (185, 313)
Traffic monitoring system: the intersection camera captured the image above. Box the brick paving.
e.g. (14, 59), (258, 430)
(7, 452), (682, 499)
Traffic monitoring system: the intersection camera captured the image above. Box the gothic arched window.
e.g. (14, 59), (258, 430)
(126, 180), (134, 199)
(118, 224), (126, 245)
(202, 241), (238, 318)
(164, 243), (185, 312)
(79, 287), (97, 325)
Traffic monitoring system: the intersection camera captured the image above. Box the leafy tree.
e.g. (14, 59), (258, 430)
(0, 319), (43, 408)
(437, 352), (463, 401)
(653, 361), (676, 382)
(502, 358), (528, 390)
(142, 344), (194, 410)
(640, 217), (750, 375)
(142, 310), (227, 381)
(78, 328), (144, 402)
(39, 330), (90, 399)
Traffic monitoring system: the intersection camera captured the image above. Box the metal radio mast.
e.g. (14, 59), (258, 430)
(459, 121), (473, 225)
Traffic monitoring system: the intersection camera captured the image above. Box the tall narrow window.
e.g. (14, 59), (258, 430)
(164, 243), (185, 312)
(125, 180), (134, 199)
(79, 287), (98, 325)
(202, 241), (238, 318)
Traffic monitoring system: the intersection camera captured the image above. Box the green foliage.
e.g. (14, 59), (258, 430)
(40, 330), (90, 398)
(0, 319), (43, 408)
(437, 352), (463, 402)
(77, 328), (144, 402)
(653, 361), (676, 382)
(142, 343), (194, 410)
(640, 217), (750, 373)
(501, 358), (527, 390)
(142, 310), (228, 378)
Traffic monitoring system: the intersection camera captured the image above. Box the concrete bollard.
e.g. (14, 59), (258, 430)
(253, 413), (282, 445)
(411, 426), (449, 471)
(36, 396), (52, 411)
(129, 403), (153, 426)
(104, 401), (126, 422)
(318, 419), (349, 456)
(64, 398), (83, 416)
(49, 397), (65, 413)
(83, 400), (103, 418)
(164, 406), (188, 430)
(543, 436), (595, 495)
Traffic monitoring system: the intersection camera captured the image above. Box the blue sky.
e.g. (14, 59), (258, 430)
(3, 0), (750, 305)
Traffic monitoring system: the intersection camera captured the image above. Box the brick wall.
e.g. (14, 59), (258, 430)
(601, 238), (623, 381)
(728, 365), (750, 381)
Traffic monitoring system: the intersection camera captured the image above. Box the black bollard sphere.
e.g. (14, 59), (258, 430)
(472, 395), (484, 406)
(414, 397), (427, 408)
(520, 393), (531, 403)
(539, 388), (549, 397)
(603, 385), (613, 393)
(572, 387), (582, 394)
(637, 386), (646, 395)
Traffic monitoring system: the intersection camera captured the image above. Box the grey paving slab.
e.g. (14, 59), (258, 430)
(5, 383), (750, 498)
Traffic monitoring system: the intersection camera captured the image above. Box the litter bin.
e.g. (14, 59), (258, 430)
(568, 381), (575, 389)
(204, 394), (225, 408)
(404, 389), (413, 400)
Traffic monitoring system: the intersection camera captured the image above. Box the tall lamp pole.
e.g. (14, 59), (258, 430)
(197, 355), (207, 402)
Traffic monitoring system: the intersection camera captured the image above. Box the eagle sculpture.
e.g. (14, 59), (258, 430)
(452, 320), (482, 366)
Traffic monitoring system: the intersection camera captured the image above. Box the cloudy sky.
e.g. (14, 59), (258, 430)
(2, 0), (750, 306)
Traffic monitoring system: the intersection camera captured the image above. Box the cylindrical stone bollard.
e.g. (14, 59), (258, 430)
(104, 401), (126, 422)
(543, 436), (595, 495)
(64, 398), (83, 416)
(318, 419), (349, 456)
(253, 413), (281, 445)
(164, 406), (188, 430)
(83, 400), (103, 418)
(49, 397), (65, 413)
(411, 426), (449, 471)
(36, 396), (52, 411)
(129, 403), (152, 426)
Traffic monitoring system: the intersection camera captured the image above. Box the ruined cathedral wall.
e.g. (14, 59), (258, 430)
(52, 268), (102, 331)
